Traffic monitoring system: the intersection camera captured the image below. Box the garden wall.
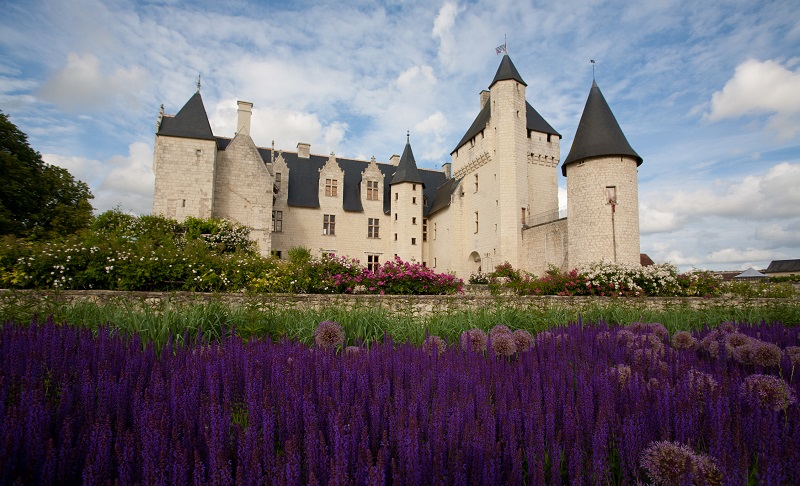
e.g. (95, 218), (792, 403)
(2, 288), (796, 318)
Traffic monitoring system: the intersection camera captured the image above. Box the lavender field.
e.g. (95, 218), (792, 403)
(1, 318), (799, 485)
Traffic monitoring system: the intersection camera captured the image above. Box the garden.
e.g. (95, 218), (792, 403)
(1, 212), (799, 484)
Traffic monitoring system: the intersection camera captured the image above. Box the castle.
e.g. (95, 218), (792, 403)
(152, 55), (642, 278)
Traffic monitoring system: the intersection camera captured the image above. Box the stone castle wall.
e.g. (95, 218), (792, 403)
(153, 136), (217, 220)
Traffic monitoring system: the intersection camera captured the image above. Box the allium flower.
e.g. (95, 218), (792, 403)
(616, 329), (635, 346)
(641, 441), (723, 486)
(741, 374), (797, 411)
(725, 333), (751, 354)
(671, 331), (699, 351)
(460, 328), (487, 353)
(422, 335), (447, 357)
(489, 324), (512, 342)
(733, 340), (782, 367)
(610, 364), (632, 387)
(490, 331), (517, 357)
(700, 329), (727, 359)
(344, 346), (360, 355)
(785, 346), (800, 367)
(684, 369), (718, 404)
(629, 322), (669, 342)
(513, 329), (534, 352)
(536, 331), (554, 344)
(314, 320), (345, 349)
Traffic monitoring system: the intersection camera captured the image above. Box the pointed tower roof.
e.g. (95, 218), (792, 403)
(157, 91), (215, 141)
(490, 54), (527, 88)
(390, 135), (424, 186)
(562, 81), (642, 176)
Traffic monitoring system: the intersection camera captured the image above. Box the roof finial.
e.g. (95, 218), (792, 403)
(196, 74), (201, 93)
(495, 35), (508, 55)
(590, 60), (595, 81)
(406, 130), (410, 144)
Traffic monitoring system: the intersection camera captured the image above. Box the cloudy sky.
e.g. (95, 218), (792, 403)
(1, 0), (798, 271)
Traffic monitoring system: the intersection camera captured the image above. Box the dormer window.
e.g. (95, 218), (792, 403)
(325, 179), (338, 197)
(366, 180), (379, 200)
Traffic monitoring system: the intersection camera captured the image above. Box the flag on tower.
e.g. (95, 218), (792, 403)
(495, 43), (507, 55)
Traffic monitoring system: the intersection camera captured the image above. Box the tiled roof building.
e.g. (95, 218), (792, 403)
(153, 55), (643, 277)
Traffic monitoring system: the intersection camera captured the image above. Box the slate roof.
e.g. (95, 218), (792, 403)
(733, 267), (767, 279)
(490, 54), (527, 88)
(390, 141), (424, 186)
(427, 177), (461, 216)
(562, 81), (642, 176)
(157, 92), (215, 141)
(765, 259), (800, 274)
(451, 98), (560, 155)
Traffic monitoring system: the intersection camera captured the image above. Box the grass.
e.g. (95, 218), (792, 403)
(0, 290), (798, 350)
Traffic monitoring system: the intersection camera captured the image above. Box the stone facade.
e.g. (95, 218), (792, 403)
(152, 55), (643, 278)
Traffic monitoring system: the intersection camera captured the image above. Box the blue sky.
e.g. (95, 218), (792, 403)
(1, 0), (798, 271)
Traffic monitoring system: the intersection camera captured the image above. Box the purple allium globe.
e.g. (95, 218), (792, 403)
(786, 346), (800, 367)
(725, 332), (751, 354)
(490, 331), (517, 357)
(422, 335), (447, 357)
(684, 369), (718, 404)
(733, 340), (782, 367)
(640, 441), (696, 485)
(694, 453), (724, 486)
(489, 324), (512, 342)
(671, 331), (699, 351)
(610, 364), (632, 387)
(460, 328), (487, 353)
(314, 320), (345, 349)
(344, 346), (360, 356)
(629, 322), (669, 342)
(741, 374), (797, 411)
(513, 329), (534, 352)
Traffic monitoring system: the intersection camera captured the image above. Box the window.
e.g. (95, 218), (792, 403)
(475, 212), (479, 233)
(368, 218), (380, 238)
(434, 222), (437, 240)
(474, 174), (479, 192)
(434, 257), (437, 268)
(272, 210), (283, 232)
(325, 179), (338, 197)
(412, 197), (417, 205)
(394, 213), (397, 221)
(395, 192), (398, 201)
(271, 250), (282, 259)
(181, 199), (186, 208)
(521, 208), (526, 225)
(412, 217), (417, 225)
(323, 214), (335, 235)
(394, 233), (397, 241)
(367, 255), (379, 271)
(411, 238), (417, 245)
(413, 184), (417, 191)
(547, 133), (552, 143)
(275, 172), (282, 191)
(606, 186), (617, 205)
(366, 180), (379, 200)
(422, 219), (428, 241)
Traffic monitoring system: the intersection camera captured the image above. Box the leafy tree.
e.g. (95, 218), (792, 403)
(0, 110), (93, 239)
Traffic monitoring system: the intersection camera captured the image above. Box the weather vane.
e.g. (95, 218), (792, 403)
(196, 74), (202, 93)
(495, 34), (508, 55)
(590, 60), (595, 80)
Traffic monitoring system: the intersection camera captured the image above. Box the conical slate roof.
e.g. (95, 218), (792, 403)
(158, 91), (215, 140)
(561, 81), (642, 176)
(390, 139), (424, 186)
(734, 268), (767, 279)
(490, 54), (527, 88)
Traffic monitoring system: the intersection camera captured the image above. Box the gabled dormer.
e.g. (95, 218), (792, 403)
(319, 152), (344, 207)
(361, 156), (383, 206)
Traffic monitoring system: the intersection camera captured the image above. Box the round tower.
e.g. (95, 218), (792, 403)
(562, 81), (642, 269)
(389, 134), (424, 263)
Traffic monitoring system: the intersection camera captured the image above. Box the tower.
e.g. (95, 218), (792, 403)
(562, 80), (642, 268)
(390, 135), (424, 263)
(153, 89), (218, 220)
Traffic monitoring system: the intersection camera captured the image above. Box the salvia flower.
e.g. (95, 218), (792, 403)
(422, 335), (446, 357)
(460, 328), (487, 353)
(314, 320), (345, 349)
(741, 374), (797, 411)
(671, 331), (699, 351)
(490, 331), (517, 357)
(512, 329), (534, 352)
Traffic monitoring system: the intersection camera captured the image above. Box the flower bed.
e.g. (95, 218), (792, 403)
(2, 319), (799, 484)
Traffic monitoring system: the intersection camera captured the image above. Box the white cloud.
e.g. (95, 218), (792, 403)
(708, 59), (800, 140)
(37, 53), (148, 111)
(414, 111), (448, 160)
(432, 1), (461, 69)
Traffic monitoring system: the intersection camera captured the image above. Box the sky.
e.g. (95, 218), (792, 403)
(1, 0), (799, 272)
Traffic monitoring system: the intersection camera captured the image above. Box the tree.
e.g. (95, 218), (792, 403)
(0, 111), (93, 239)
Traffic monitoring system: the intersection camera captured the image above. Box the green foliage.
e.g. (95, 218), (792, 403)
(0, 111), (94, 239)
(723, 280), (798, 298)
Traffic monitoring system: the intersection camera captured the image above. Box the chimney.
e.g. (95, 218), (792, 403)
(297, 142), (310, 159)
(389, 154), (400, 166)
(442, 162), (452, 179)
(237, 100), (253, 135)
(480, 90), (490, 109)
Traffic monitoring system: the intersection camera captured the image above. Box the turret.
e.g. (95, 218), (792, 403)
(390, 134), (424, 263)
(563, 80), (642, 268)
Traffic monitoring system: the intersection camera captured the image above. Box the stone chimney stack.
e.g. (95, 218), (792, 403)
(389, 154), (400, 166)
(442, 162), (452, 179)
(480, 90), (490, 109)
(297, 142), (310, 158)
(237, 101), (253, 135)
